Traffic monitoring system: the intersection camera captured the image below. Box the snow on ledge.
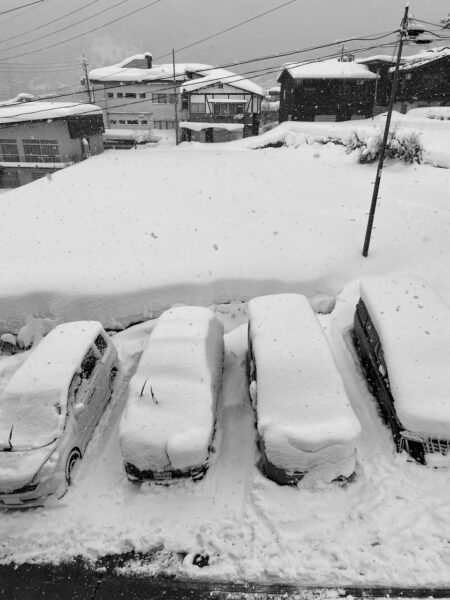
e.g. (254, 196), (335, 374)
(180, 121), (244, 132)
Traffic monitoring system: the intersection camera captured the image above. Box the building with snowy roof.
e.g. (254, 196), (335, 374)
(0, 97), (104, 188)
(278, 55), (377, 122)
(88, 52), (264, 142)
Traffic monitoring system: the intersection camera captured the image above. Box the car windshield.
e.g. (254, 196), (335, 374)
(0, 389), (65, 452)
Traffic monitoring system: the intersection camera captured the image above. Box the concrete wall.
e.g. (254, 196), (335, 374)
(0, 120), (103, 188)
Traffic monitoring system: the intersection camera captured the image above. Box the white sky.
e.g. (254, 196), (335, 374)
(0, 0), (448, 94)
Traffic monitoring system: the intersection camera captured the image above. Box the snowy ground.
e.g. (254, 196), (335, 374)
(1, 115), (450, 584)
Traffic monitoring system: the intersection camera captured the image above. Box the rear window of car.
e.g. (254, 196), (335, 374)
(95, 334), (108, 356)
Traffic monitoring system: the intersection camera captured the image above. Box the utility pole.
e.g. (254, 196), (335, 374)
(362, 5), (409, 257)
(81, 53), (95, 104)
(172, 48), (179, 145)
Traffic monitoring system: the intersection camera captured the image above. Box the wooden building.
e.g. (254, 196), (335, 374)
(278, 57), (377, 122)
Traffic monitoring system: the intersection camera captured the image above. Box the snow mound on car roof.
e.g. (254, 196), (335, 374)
(119, 306), (224, 473)
(0, 321), (104, 450)
(360, 274), (450, 438)
(247, 293), (361, 480)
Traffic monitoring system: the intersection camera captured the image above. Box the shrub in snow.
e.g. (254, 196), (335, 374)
(17, 316), (60, 350)
(347, 127), (423, 164)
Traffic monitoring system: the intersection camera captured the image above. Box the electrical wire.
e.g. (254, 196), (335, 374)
(0, 0), (47, 17)
(0, 39), (401, 125)
(0, 0), (101, 45)
(155, 0), (298, 60)
(0, 0), (166, 62)
(0, 0), (132, 53)
(0, 30), (398, 108)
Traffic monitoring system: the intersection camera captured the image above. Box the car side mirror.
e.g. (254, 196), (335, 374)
(73, 402), (85, 417)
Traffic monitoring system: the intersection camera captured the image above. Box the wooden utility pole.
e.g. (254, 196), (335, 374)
(82, 53), (95, 104)
(172, 48), (179, 145)
(362, 5), (409, 257)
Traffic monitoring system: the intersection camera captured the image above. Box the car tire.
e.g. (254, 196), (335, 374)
(65, 448), (82, 485)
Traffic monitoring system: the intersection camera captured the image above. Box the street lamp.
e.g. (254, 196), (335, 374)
(362, 6), (432, 257)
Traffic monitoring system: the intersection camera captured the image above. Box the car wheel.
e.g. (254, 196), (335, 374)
(65, 448), (82, 485)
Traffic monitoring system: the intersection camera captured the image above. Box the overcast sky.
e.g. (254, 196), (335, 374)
(0, 0), (448, 95)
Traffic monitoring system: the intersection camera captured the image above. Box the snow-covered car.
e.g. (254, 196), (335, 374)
(353, 274), (450, 465)
(119, 306), (224, 483)
(0, 321), (118, 508)
(247, 293), (361, 485)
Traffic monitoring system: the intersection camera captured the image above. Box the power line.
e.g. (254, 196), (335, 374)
(0, 0), (166, 62)
(0, 0), (101, 45)
(0, 0), (132, 53)
(0, 38), (401, 125)
(0, 29), (398, 108)
(155, 0), (298, 60)
(0, 0), (47, 17)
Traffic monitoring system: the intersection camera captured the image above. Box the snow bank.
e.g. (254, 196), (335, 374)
(0, 321), (105, 450)
(360, 274), (450, 438)
(119, 306), (224, 474)
(247, 294), (361, 481)
(407, 107), (450, 121)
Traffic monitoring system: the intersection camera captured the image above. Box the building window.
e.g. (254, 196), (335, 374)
(154, 120), (175, 129)
(0, 169), (19, 188)
(0, 139), (19, 162)
(23, 139), (59, 163)
(190, 102), (205, 114)
(107, 92), (114, 98)
(119, 120), (125, 124)
(117, 92), (123, 98)
(151, 93), (175, 104)
(125, 93), (136, 98)
(141, 120), (148, 124)
(109, 119), (117, 124)
(213, 103), (246, 116)
(127, 119), (138, 125)
(140, 93), (146, 98)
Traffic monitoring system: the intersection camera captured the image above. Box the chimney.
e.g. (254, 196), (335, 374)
(144, 52), (153, 69)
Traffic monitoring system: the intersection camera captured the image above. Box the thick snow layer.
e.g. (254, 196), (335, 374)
(0, 114), (449, 334)
(248, 294), (361, 478)
(119, 306), (224, 472)
(104, 128), (154, 142)
(0, 321), (105, 450)
(89, 60), (211, 82)
(360, 275), (450, 438)
(180, 67), (264, 96)
(0, 101), (102, 125)
(407, 106), (450, 120)
(1, 116), (450, 583)
(283, 58), (377, 80)
(0, 442), (56, 493)
(398, 45), (450, 71)
(180, 121), (244, 132)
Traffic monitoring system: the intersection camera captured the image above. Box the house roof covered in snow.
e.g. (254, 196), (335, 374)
(0, 101), (102, 126)
(89, 53), (264, 95)
(280, 59), (377, 81)
(180, 67), (264, 96)
(396, 45), (450, 72)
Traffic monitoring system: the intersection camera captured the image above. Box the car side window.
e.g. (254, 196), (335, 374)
(95, 334), (108, 356)
(81, 348), (97, 380)
(68, 372), (82, 407)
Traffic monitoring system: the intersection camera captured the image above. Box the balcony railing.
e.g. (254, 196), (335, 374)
(0, 153), (77, 166)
